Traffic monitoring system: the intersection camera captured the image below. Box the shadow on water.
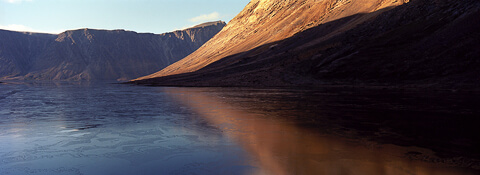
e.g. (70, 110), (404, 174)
(164, 87), (480, 175)
(214, 87), (480, 158)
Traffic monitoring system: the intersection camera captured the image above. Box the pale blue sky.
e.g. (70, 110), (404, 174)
(0, 0), (250, 34)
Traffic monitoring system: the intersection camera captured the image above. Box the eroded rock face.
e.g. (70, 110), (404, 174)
(133, 0), (480, 89)
(0, 21), (226, 81)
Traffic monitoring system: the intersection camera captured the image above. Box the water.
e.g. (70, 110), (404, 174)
(0, 82), (478, 175)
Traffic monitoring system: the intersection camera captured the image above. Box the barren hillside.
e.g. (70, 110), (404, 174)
(132, 0), (480, 89)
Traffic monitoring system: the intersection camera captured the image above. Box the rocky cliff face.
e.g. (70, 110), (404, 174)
(133, 0), (480, 89)
(0, 21), (226, 81)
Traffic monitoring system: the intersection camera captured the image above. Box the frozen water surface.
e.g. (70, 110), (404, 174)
(0, 82), (249, 175)
(0, 82), (478, 175)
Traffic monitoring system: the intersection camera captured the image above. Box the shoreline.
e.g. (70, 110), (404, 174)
(126, 80), (480, 93)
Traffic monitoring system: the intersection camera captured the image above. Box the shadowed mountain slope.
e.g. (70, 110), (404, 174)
(132, 0), (480, 89)
(0, 21), (225, 81)
(0, 30), (56, 79)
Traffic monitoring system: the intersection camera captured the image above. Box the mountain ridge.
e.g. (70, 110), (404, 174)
(0, 21), (226, 81)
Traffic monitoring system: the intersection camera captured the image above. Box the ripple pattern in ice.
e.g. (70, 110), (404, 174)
(0, 82), (251, 175)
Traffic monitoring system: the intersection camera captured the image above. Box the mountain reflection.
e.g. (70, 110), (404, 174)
(164, 87), (477, 175)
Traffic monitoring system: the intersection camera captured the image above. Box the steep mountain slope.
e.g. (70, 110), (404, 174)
(132, 0), (480, 89)
(133, 0), (411, 81)
(0, 21), (225, 81)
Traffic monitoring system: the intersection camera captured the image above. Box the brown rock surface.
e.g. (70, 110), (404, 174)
(132, 0), (480, 89)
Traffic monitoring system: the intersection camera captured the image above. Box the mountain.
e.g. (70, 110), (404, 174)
(132, 0), (480, 89)
(0, 21), (226, 81)
(0, 30), (56, 80)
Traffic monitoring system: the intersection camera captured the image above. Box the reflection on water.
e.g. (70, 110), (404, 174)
(0, 82), (478, 175)
(165, 88), (479, 175)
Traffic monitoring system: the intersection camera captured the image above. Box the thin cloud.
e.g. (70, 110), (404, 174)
(189, 12), (220, 23)
(0, 24), (33, 32)
(0, 24), (63, 34)
(4, 0), (33, 3)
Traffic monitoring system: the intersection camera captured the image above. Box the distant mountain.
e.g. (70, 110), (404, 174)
(0, 21), (226, 81)
(132, 0), (480, 89)
(0, 30), (56, 79)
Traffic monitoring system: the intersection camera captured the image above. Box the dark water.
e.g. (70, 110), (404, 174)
(0, 82), (478, 175)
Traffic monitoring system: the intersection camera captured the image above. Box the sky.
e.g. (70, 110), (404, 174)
(0, 0), (251, 34)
